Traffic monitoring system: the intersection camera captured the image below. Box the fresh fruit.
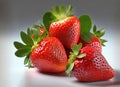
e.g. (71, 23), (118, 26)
(43, 5), (80, 49)
(13, 5), (114, 82)
(66, 43), (115, 82)
(30, 37), (67, 73)
(14, 25), (67, 72)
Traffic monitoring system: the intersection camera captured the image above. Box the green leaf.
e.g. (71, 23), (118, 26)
(59, 5), (65, 14)
(14, 41), (25, 49)
(52, 6), (59, 15)
(81, 32), (94, 43)
(32, 28), (40, 42)
(66, 5), (73, 16)
(28, 59), (32, 68)
(71, 43), (82, 55)
(24, 56), (29, 65)
(66, 62), (74, 76)
(77, 54), (86, 58)
(93, 25), (97, 33)
(27, 27), (32, 37)
(43, 12), (56, 30)
(100, 39), (107, 46)
(95, 28), (105, 38)
(33, 23), (44, 29)
(15, 47), (31, 57)
(20, 31), (34, 46)
(79, 15), (92, 33)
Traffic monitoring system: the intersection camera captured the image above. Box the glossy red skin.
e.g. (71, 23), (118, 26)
(30, 37), (67, 73)
(49, 16), (80, 49)
(72, 46), (115, 82)
(79, 36), (102, 52)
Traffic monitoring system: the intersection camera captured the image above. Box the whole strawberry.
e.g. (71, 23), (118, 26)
(43, 5), (80, 49)
(14, 24), (67, 73)
(66, 43), (115, 82)
(30, 37), (67, 73)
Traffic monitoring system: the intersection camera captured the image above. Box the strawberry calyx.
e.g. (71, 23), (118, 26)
(65, 43), (86, 76)
(14, 23), (48, 68)
(79, 15), (107, 46)
(79, 15), (94, 43)
(50, 5), (73, 21)
(43, 5), (73, 30)
(93, 25), (107, 46)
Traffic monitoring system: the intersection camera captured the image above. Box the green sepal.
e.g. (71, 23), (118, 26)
(93, 28), (105, 38)
(51, 5), (73, 20)
(14, 41), (25, 49)
(93, 24), (107, 46)
(24, 55), (33, 68)
(43, 12), (56, 30)
(71, 43), (82, 55)
(33, 23), (45, 29)
(20, 31), (34, 46)
(32, 28), (40, 42)
(79, 15), (92, 33)
(100, 39), (107, 46)
(79, 15), (94, 43)
(66, 62), (74, 76)
(93, 25), (97, 33)
(66, 43), (85, 76)
(27, 59), (33, 68)
(27, 27), (32, 37)
(81, 32), (94, 43)
(77, 54), (86, 58)
(24, 56), (29, 65)
(15, 47), (31, 57)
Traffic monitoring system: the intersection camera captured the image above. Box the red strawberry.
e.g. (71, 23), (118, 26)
(14, 27), (67, 73)
(43, 6), (80, 49)
(66, 43), (115, 82)
(30, 37), (67, 73)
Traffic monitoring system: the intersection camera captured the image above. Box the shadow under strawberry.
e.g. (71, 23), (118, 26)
(37, 69), (68, 77)
(72, 69), (120, 86)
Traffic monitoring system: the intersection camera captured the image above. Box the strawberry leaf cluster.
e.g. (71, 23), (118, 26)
(14, 24), (47, 68)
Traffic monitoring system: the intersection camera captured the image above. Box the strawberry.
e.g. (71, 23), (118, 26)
(43, 6), (80, 49)
(30, 37), (67, 73)
(14, 24), (67, 73)
(66, 43), (115, 82)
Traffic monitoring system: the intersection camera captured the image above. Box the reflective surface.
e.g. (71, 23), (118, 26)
(0, 0), (120, 87)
